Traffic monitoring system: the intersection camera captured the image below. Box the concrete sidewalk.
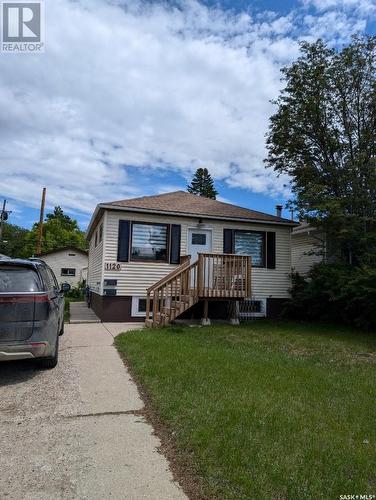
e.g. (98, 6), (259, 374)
(0, 322), (186, 500)
(69, 301), (101, 323)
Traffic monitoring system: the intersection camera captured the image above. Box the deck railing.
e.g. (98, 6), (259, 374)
(145, 253), (251, 327)
(197, 253), (252, 298)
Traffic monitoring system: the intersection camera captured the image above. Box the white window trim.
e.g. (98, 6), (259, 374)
(130, 222), (169, 262)
(131, 296), (150, 317)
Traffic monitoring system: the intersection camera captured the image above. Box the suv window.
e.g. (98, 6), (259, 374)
(0, 266), (41, 292)
(39, 266), (55, 291)
(46, 267), (59, 289)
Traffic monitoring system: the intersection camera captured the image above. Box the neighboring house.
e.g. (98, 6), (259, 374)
(37, 246), (88, 287)
(291, 223), (326, 275)
(86, 191), (297, 323)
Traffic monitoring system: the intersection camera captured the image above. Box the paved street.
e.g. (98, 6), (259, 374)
(0, 323), (186, 500)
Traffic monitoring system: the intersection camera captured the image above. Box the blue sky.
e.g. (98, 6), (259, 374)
(0, 0), (375, 230)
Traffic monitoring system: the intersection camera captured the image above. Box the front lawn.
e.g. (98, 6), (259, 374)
(115, 321), (376, 499)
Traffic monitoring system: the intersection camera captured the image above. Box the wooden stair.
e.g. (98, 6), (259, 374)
(145, 253), (252, 328)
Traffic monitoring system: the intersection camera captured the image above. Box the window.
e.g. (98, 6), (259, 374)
(0, 266), (40, 292)
(99, 223), (103, 243)
(238, 299), (266, 319)
(138, 298), (147, 312)
(94, 231), (98, 247)
(46, 267), (58, 289)
(192, 233), (206, 245)
(61, 268), (76, 276)
(131, 222), (168, 261)
(131, 296), (153, 317)
(234, 231), (265, 267)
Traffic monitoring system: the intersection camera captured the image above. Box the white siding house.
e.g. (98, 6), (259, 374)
(38, 247), (88, 287)
(291, 224), (326, 275)
(86, 191), (298, 322)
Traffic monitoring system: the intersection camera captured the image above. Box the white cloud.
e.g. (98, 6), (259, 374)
(0, 0), (373, 221)
(303, 0), (376, 16)
(302, 11), (367, 44)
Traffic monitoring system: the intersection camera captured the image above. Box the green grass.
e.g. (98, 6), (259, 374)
(115, 321), (376, 499)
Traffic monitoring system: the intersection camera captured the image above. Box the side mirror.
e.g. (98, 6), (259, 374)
(61, 283), (71, 294)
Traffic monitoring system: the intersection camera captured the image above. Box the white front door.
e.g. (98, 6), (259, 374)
(188, 228), (212, 262)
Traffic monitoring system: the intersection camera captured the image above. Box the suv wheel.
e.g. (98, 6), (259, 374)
(37, 336), (59, 369)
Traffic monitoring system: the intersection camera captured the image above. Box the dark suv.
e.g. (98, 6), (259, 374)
(0, 258), (70, 369)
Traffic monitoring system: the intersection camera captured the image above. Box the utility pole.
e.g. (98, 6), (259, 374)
(0, 199), (11, 244)
(36, 188), (46, 255)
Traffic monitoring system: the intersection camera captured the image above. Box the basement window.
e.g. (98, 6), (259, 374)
(238, 299), (266, 319)
(132, 296), (153, 317)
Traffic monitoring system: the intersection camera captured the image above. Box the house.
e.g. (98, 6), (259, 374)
(291, 223), (326, 275)
(86, 191), (297, 324)
(37, 246), (88, 287)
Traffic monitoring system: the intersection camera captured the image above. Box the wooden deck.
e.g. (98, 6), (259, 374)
(145, 253), (251, 327)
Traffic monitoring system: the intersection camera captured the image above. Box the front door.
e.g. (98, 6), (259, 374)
(188, 228), (212, 262)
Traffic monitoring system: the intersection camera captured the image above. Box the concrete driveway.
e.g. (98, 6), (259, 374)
(0, 323), (186, 500)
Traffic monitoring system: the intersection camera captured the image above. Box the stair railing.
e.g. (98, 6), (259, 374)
(146, 257), (199, 326)
(145, 253), (251, 327)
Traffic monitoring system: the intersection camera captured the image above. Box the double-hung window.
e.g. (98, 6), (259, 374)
(234, 231), (265, 267)
(131, 223), (168, 261)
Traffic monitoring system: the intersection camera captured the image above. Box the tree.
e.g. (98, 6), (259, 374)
(46, 206), (77, 230)
(187, 168), (218, 199)
(266, 36), (376, 265)
(27, 206), (87, 255)
(0, 222), (30, 258)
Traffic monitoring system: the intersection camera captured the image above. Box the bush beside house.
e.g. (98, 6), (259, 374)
(286, 264), (376, 330)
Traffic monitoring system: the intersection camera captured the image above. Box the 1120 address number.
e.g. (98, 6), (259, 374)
(104, 263), (121, 271)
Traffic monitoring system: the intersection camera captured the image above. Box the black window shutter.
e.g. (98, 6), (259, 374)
(266, 232), (276, 269)
(170, 224), (181, 264)
(117, 220), (130, 262)
(223, 229), (234, 254)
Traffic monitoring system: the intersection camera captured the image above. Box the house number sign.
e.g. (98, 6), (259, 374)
(104, 262), (121, 271)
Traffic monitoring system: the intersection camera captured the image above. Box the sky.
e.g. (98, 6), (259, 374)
(0, 0), (375, 230)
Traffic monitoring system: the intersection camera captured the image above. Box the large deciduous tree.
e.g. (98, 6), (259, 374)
(0, 207), (87, 258)
(266, 36), (376, 265)
(28, 206), (87, 255)
(0, 223), (30, 258)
